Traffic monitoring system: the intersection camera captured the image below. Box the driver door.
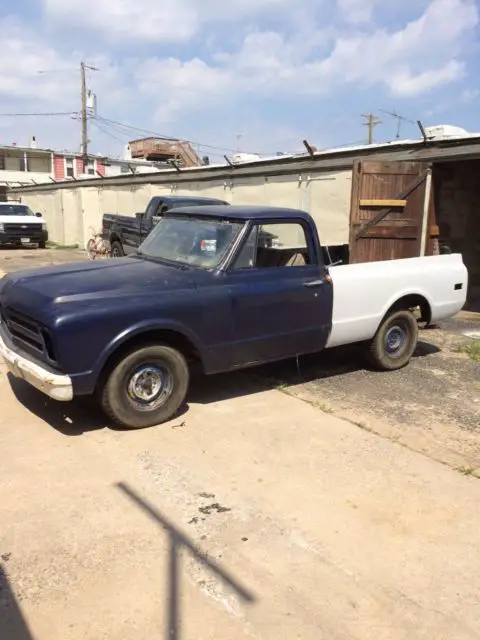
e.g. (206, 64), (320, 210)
(227, 220), (333, 368)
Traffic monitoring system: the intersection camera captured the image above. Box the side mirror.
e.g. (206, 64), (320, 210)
(35, 212), (42, 218)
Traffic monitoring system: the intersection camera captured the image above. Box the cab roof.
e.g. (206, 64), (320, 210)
(163, 204), (312, 222)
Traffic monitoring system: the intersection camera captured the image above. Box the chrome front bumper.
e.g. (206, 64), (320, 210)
(0, 334), (73, 401)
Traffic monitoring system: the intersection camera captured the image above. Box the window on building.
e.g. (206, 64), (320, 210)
(0, 155), (5, 171)
(65, 157), (75, 178)
(85, 159), (95, 175)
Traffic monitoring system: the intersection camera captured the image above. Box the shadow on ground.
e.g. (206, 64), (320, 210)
(116, 482), (256, 640)
(0, 564), (33, 640)
(8, 339), (440, 436)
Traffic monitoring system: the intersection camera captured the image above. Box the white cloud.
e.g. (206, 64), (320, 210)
(0, 17), (78, 103)
(459, 88), (480, 103)
(135, 58), (233, 123)
(43, 0), (301, 42)
(142, 0), (477, 113)
(313, 0), (477, 93)
(1, 0), (478, 154)
(390, 61), (464, 97)
(337, 0), (377, 23)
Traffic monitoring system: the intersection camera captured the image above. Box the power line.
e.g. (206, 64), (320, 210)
(379, 109), (416, 139)
(90, 119), (127, 145)
(0, 111), (78, 117)
(95, 115), (256, 155)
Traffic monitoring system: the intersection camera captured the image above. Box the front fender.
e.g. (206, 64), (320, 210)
(92, 318), (205, 377)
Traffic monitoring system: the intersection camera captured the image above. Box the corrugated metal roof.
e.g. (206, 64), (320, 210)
(11, 133), (480, 193)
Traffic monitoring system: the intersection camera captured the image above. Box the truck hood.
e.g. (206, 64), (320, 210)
(0, 215), (46, 224)
(0, 257), (195, 317)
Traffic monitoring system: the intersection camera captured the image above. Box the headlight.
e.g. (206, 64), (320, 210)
(42, 223), (47, 231)
(0, 223), (4, 232)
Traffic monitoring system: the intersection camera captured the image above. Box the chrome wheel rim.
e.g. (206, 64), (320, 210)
(385, 325), (406, 357)
(127, 364), (173, 411)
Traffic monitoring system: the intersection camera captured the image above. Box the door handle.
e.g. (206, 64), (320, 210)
(303, 279), (325, 288)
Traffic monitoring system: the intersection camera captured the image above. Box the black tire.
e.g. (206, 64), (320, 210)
(367, 309), (418, 371)
(110, 240), (124, 257)
(100, 344), (189, 429)
(38, 242), (46, 249)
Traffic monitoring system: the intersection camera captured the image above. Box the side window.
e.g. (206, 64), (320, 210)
(234, 226), (258, 269)
(156, 203), (169, 215)
(233, 222), (312, 269)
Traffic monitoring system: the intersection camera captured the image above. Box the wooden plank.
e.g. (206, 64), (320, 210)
(358, 225), (420, 239)
(360, 198), (407, 207)
(358, 161), (429, 175)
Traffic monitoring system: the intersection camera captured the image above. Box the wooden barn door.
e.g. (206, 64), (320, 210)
(349, 161), (439, 263)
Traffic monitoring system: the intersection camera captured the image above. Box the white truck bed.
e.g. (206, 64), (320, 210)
(327, 254), (468, 348)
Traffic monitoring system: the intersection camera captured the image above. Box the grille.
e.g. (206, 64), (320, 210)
(3, 223), (43, 236)
(1, 306), (56, 364)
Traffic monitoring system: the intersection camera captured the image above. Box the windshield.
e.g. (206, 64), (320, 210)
(138, 215), (243, 269)
(0, 204), (34, 216)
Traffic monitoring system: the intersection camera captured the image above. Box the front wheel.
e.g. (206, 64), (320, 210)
(99, 344), (189, 428)
(367, 309), (418, 371)
(38, 241), (46, 249)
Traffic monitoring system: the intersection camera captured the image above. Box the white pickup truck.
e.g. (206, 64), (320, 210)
(0, 202), (48, 248)
(0, 205), (468, 429)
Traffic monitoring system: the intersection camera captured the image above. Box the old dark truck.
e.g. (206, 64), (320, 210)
(102, 195), (229, 256)
(0, 205), (468, 429)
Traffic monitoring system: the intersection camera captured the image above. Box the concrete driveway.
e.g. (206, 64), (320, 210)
(1, 366), (480, 640)
(1, 247), (480, 639)
(0, 247), (87, 274)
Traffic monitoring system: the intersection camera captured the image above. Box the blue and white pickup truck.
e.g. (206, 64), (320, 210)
(0, 205), (468, 429)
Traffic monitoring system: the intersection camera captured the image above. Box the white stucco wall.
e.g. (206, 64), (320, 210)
(12, 167), (352, 248)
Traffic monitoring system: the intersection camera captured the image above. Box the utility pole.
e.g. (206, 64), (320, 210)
(361, 113), (382, 144)
(81, 62), (88, 159)
(80, 62), (98, 160)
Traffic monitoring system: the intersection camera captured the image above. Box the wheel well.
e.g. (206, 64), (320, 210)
(96, 329), (203, 391)
(110, 233), (122, 245)
(386, 294), (432, 325)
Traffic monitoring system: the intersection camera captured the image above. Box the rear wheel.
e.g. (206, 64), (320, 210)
(110, 240), (124, 257)
(367, 309), (418, 371)
(100, 344), (189, 428)
(38, 241), (46, 249)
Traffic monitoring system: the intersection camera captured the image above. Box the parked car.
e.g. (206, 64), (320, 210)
(0, 205), (468, 429)
(102, 195), (229, 257)
(0, 203), (48, 249)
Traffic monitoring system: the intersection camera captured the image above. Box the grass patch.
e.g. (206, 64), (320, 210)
(312, 401), (334, 414)
(454, 340), (480, 361)
(457, 467), (480, 478)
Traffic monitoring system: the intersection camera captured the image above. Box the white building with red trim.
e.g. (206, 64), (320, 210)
(0, 141), (161, 189)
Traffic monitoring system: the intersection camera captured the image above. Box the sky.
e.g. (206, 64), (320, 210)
(0, 0), (479, 162)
